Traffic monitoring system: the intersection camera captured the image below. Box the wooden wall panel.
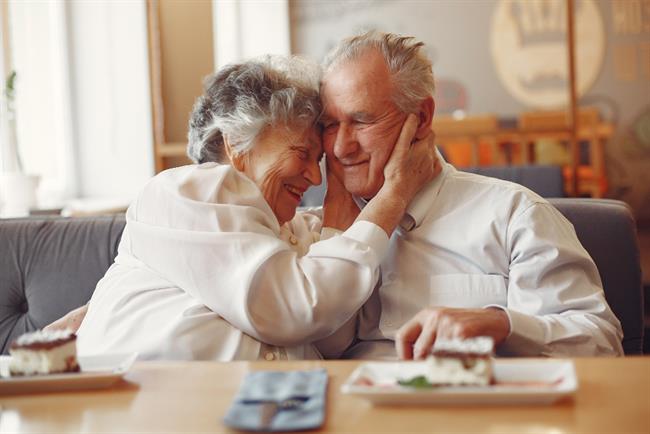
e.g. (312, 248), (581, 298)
(147, 0), (214, 172)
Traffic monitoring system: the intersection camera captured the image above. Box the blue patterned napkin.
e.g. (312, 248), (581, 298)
(223, 369), (328, 432)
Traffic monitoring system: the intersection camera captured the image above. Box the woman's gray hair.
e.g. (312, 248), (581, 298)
(187, 55), (322, 164)
(322, 30), (434, 113)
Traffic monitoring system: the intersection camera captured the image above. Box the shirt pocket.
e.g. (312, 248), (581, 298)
(429, 274), (507, 308)
(377, 273), (508, 339)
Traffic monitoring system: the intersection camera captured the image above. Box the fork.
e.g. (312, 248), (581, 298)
(242, 396), (310, 429)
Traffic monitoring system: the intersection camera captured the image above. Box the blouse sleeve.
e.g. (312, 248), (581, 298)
(123, 165), (389, 347)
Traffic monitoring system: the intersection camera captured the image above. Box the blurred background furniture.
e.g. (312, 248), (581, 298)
(518, 107), (610, 198)
(433, 107), (613, 198)
(432, 115), (501, 167)
(0, 199), (642, 355)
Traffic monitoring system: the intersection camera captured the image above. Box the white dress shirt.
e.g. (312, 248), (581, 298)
(77, 163), (388, 361)
(319, 152), (624, 359)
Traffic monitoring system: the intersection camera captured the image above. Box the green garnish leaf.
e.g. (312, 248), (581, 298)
(398, 375), (434, 388)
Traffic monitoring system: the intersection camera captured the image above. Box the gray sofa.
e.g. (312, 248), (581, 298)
(0, 199), (643, 355)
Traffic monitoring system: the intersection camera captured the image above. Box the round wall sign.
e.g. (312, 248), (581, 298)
(490, 0), (605, 108)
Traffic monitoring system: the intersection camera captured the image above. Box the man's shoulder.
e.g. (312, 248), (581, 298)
(445, 168), (547, 208)
(429, 168), (550, 226)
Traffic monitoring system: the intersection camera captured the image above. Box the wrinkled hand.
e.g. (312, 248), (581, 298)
(322, 157), (359, 231)
(382, 114), (438, 203)
(395, 307), (511, 360)
(43, 304), (88, 334)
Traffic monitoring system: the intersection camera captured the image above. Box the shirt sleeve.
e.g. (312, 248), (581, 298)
(493, 203), (624, 357)
(121, 166), (395, 348)
(244, 220), (389, 346)
(126, 202), (389, 348)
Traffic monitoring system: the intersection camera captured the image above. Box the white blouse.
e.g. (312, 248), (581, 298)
(77, 163), (388, 361)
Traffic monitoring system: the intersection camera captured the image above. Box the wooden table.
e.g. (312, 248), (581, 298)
(1, 358), (648, 433)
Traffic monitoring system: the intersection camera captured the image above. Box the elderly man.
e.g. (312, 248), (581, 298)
(316, 30), (623, 359)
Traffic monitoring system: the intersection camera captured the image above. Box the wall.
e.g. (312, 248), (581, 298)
(290, 0), (650, 219)
(158, 0), (214, 146)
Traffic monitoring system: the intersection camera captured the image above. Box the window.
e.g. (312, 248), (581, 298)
(1, 0), (154, 213)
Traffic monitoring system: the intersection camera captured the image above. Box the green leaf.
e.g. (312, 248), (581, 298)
(5, 70), (16, 100)
(397, 375), (434, 388)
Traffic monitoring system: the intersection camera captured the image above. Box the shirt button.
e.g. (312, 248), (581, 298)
(289, 235), (298, 245)
(264, 352), (275, 361)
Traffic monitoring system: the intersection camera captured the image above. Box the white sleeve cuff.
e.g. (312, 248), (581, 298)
(342, 220), (390, 263)
(320, 227), (343, 240)
(485, 306), (547, 356)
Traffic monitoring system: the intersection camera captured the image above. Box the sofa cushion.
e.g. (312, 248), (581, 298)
(0, 215), (125, 354)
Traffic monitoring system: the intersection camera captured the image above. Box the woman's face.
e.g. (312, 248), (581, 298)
(242, 126), (323, 225)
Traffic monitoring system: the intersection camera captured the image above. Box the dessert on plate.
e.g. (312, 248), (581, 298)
(8, 329), (80, 376)
(399, 336), (494, 387)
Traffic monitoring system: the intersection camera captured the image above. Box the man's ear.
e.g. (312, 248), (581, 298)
(224, 135), (246, 172)
(414, 96), (435, 140)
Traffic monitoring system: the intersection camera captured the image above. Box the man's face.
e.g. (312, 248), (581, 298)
(321, 49), (407, 199)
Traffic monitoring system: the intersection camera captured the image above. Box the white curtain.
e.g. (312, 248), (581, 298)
(3, 0), (154, 210)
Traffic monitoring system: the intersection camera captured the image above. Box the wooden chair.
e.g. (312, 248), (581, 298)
(517, 107), (609, 198)
(432, 115), (501, 167)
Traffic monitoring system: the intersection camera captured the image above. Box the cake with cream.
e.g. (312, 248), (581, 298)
(9, 329), (80, 376)
(424, 336), (494, 386)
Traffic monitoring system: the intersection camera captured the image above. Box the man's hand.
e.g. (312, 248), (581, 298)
(43, 304), (89, 334)
(395, 307), (511, 360)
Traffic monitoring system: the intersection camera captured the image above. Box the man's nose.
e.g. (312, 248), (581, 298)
(304, 159), (322, 186)
(333, 123), (358, 160)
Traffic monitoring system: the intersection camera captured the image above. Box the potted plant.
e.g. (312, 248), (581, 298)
(0, 70), (40, 217)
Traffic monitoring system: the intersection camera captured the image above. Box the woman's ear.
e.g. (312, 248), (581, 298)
(414, 97), (435, 140)
(224, 136), (246, 171)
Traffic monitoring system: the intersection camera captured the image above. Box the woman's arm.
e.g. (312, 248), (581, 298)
(124, 116), (437, 347)
(44, 304), (88, 333)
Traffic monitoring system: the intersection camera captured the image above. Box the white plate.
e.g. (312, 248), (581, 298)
(341, 359), (577, 405)
(0, 353), (137, 395)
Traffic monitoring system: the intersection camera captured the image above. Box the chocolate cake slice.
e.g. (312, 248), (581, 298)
(9, 329), (80, 376)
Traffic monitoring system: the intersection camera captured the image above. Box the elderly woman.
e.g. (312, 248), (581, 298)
(67, 56), (436, 360)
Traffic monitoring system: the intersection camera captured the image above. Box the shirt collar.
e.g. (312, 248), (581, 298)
(353, 147), (452, 232)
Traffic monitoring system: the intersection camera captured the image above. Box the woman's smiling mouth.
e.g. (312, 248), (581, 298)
(285, 184), (305, 202)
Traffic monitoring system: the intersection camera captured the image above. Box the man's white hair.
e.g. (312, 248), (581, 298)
(323, 30), (435, 113)
(187, 55), (322, 164)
